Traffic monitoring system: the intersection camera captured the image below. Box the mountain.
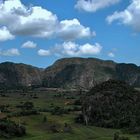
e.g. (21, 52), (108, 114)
(81, 80), (140, 131)
(43, 58), (116, 89)
(0, 62), (42, 88)
(0, 58), (140, 89)
(116, 63), (140, 87)
(43, 57), (140, 89)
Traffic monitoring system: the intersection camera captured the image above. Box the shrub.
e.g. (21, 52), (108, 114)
(43, 116), (47, 123)
(113, 132), (130, 140)
(119, 137), (130, 140)
(15, 101), (38, 117)
(75, 114), (84, 124)
(123, 126), (140, 134)
(0, 119), (26, 138)
(114, 132), (120, 140)
(51, 106), (68, 115)
(72, 106), (81, 111)
(16, 101), (34, 110)
(22, 101), (34, 110)
(63, 123), (72, 133)
(49, 124), (59, 133)
(0, 105), (10, 113)
(74, 99), (82, 105)
(19, 109), (38, 116)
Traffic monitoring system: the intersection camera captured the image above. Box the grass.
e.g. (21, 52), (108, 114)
(0, 90), (138, 140)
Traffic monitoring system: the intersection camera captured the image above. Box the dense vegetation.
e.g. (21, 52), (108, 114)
(0, 119), (26, 138)
(82, 80), (140, 133)
(0, 87), (137, 140)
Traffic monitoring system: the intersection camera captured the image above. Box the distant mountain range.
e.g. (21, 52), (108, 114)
(0, 57), (140, 89)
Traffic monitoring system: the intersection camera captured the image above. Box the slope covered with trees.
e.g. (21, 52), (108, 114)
(82, 80), (140, 133)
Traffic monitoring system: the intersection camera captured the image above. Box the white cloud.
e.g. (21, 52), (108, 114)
(21, 41), (37, 48)
(38, 49), (51, 56)
(106, 0), (140, 32)
(56, 19), (94, 40)
(79, 43), (101, 54)
(0, 0), (94, 40)
(54, 42), (102, 56)
(0, 48), (20, 56)
(75, 0), (120, 12)
(108, 52), (115, 57)
(0, 0), (57, 38)
(0, 26), (14, 41)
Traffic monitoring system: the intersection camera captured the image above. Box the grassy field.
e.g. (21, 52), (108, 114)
(0, 89), (138, 140)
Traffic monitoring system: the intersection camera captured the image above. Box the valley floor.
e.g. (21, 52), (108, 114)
(0, 90), (138, 140)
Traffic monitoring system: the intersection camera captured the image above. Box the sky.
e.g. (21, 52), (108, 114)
(0, 0), (140, 68)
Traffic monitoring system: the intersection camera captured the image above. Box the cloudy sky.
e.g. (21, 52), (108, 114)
(0, 0), (140, 67)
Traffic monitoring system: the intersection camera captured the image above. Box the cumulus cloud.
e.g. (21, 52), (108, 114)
(21, 41), (37, 48)
(38, 49), (51, 56)
(106, 0), (140, 32)
(0, 0), (57, 38)
(0, 26), (14, 41)
(56, 19), (94, 40)
(54, 42), (102, 56)
(108, 52), (115, 57)
(75, 0), (120, 12)
(0, 0), (94, 40)
(0, 48), (20, 56)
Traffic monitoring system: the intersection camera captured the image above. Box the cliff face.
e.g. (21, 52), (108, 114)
(43, 58), (117, 89)
(0, 62), (42, 87)
(116, 63), (140, 87)
(0, 58), (140, 89)
(43, 58), (140, 89)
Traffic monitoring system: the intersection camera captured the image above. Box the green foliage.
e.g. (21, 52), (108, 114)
(74, 99), (82, 105)
(15, 101), (38, 116)
(0, 119), (26, 138)
(19, 109), (38, 116)
(75, 114), (84, 124)
(43, 116), (47, 123)
(119, 137), (130, 140)
(114, 132), (120, 140)
(63, 123), (72, 133)
(0, 87), (137, 140)
(50, 125), (60, 133)
(0, 104), (10, 113)
(82, 80), (140, 133)
(51, 106), (69, 115)
(22, 101), (34, 110)
(114, 132), (130, 140)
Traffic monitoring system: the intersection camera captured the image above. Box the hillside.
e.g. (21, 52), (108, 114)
(0, 58), (140, 89)
(82, 80), (140, 131)
(0, 62), (42, 88)
(43, 58), (140, 89)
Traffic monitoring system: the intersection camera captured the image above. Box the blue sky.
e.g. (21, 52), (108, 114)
(0, 0), (140, 68)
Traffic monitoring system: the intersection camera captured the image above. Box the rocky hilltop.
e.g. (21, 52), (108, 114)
(0, 58), (140, 89)
(0, 62), (42, 87)
(43, 57), (140, 88)
(43, 58), (116, 89)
